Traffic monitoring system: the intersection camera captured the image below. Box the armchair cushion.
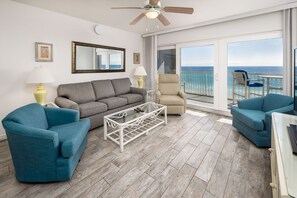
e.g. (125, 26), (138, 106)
(118, 93), (143, 104)
(111, 78), (131, 96)
(263, 94), (293, 112)
(78, 102), (107, 118)
(160, 95), (185, 106)
(231, 108), (265, 130)
(98, 97), (128, 110)
(49, 118), (90, 158)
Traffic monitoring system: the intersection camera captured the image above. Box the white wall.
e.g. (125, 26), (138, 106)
(158, 11), (282, 46)
(0, 0), (143, 139)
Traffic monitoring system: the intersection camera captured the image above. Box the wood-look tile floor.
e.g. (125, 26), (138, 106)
(0, 109), (272, 198)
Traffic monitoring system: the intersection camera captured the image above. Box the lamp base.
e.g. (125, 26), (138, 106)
(34, 83), (47, 106)
(137, 76), (144, 88)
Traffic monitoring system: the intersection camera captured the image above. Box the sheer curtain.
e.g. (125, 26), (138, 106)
(283, 8), (297, 96)
(144, 35), (158, 89)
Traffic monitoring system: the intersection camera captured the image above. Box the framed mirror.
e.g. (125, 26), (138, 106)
(72, 41), (125, 73)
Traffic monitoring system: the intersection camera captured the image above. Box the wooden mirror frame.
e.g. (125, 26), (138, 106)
(72, 41), (126, 73)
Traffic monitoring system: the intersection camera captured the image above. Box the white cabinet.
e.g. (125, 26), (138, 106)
(271, 113), (297, 198)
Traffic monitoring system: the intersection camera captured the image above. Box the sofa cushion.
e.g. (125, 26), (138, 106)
(57, 82), (96, 104)
(160, 95), (185, 106)
(111, 78), (131, 96)
(91, 80), (116, 100)
(98, 97), (128, 110)
(118, 93), (143, 104)
(262, 94), (293, 112)
(231, 108), (265, 130)
(49, 119), (90, 158)
(78, 102), (107, 118)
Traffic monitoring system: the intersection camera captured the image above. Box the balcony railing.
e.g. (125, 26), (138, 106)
(180, 70), (283, 104)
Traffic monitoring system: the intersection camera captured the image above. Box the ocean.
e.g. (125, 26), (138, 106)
(180, 66), (283, 97)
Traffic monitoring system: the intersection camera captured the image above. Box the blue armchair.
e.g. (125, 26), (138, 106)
(2, 103), (90, 182)
(231, 94), (293, 147)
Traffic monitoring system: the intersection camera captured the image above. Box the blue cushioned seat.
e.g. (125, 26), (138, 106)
(231, 109), (265, 130)
(49, 119), (90, 158)
(2, 103), (90, 182)
(231, 94), (293, 147)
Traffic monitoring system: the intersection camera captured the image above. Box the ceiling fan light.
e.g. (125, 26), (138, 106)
(145, 8), (160, 19)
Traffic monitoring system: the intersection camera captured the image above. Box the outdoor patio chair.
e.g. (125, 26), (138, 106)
(232, 70), (264, 103)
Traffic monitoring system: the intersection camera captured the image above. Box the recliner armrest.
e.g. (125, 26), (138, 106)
(44, 107), (80, 127)
(237, 97), (264, 110)
(178, 91), (187, 99)
(156, 90), (162, 103)
(55, 97), (79, 110)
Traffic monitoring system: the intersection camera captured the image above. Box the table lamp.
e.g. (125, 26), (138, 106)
(27, 66), (54, 106)
(134, 66), (147, 88)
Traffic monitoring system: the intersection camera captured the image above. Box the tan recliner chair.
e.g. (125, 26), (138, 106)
(156, 74), (187, 115)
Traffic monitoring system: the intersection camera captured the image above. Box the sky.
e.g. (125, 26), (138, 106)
(181, 37), (283, 67)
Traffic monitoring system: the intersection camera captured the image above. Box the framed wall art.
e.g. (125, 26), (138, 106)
(35, 42), (53, 62)
(133, 53), (140, 64)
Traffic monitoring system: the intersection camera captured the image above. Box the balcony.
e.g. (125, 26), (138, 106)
(180, 69), (283, 106)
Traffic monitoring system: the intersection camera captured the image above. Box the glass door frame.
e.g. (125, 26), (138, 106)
(176, 40), (219, 109)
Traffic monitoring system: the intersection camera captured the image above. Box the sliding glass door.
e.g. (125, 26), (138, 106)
(226, 37), (283, 109)
(175, 32), (283, 112)
(177, 42), (218, 108)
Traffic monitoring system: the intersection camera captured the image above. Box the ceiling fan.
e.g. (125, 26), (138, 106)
(111, 0), (194, 26)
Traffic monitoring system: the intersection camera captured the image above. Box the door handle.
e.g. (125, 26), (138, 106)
(215, 73), (218, 81)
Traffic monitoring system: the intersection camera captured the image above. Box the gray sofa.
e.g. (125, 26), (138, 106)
(55, 78), (147, 129)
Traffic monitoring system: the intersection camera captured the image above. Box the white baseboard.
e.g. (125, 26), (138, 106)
(187, 104), (232, 117)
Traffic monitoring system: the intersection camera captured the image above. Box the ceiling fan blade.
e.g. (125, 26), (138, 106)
(111, 7), (143, 10)
(130, 13), (145, 25)
(149, 0), (160, 6)
(157, 14), (170, 26)
(164, 7), (194, 14)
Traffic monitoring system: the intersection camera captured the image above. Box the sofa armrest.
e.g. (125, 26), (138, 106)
(265, 104), (294, 132)
(130, 87), (147, 97)
(156, 90), (162, 103)
(238, 97), (264, 110)
(55, 97), (79, 110)
(44, 107), (80, 127)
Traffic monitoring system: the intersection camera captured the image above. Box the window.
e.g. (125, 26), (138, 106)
(157, 47), (176, 74)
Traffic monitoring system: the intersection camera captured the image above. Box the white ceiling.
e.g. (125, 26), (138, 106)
(13, 0), (297, 34)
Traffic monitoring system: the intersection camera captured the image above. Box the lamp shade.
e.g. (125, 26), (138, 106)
(27, 66), (54, 84)
(134, 66), (147, 76)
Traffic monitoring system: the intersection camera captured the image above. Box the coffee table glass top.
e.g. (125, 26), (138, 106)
(107, 102), (163, 124)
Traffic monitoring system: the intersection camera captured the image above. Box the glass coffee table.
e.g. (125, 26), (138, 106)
(103, 102), (167, 152)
